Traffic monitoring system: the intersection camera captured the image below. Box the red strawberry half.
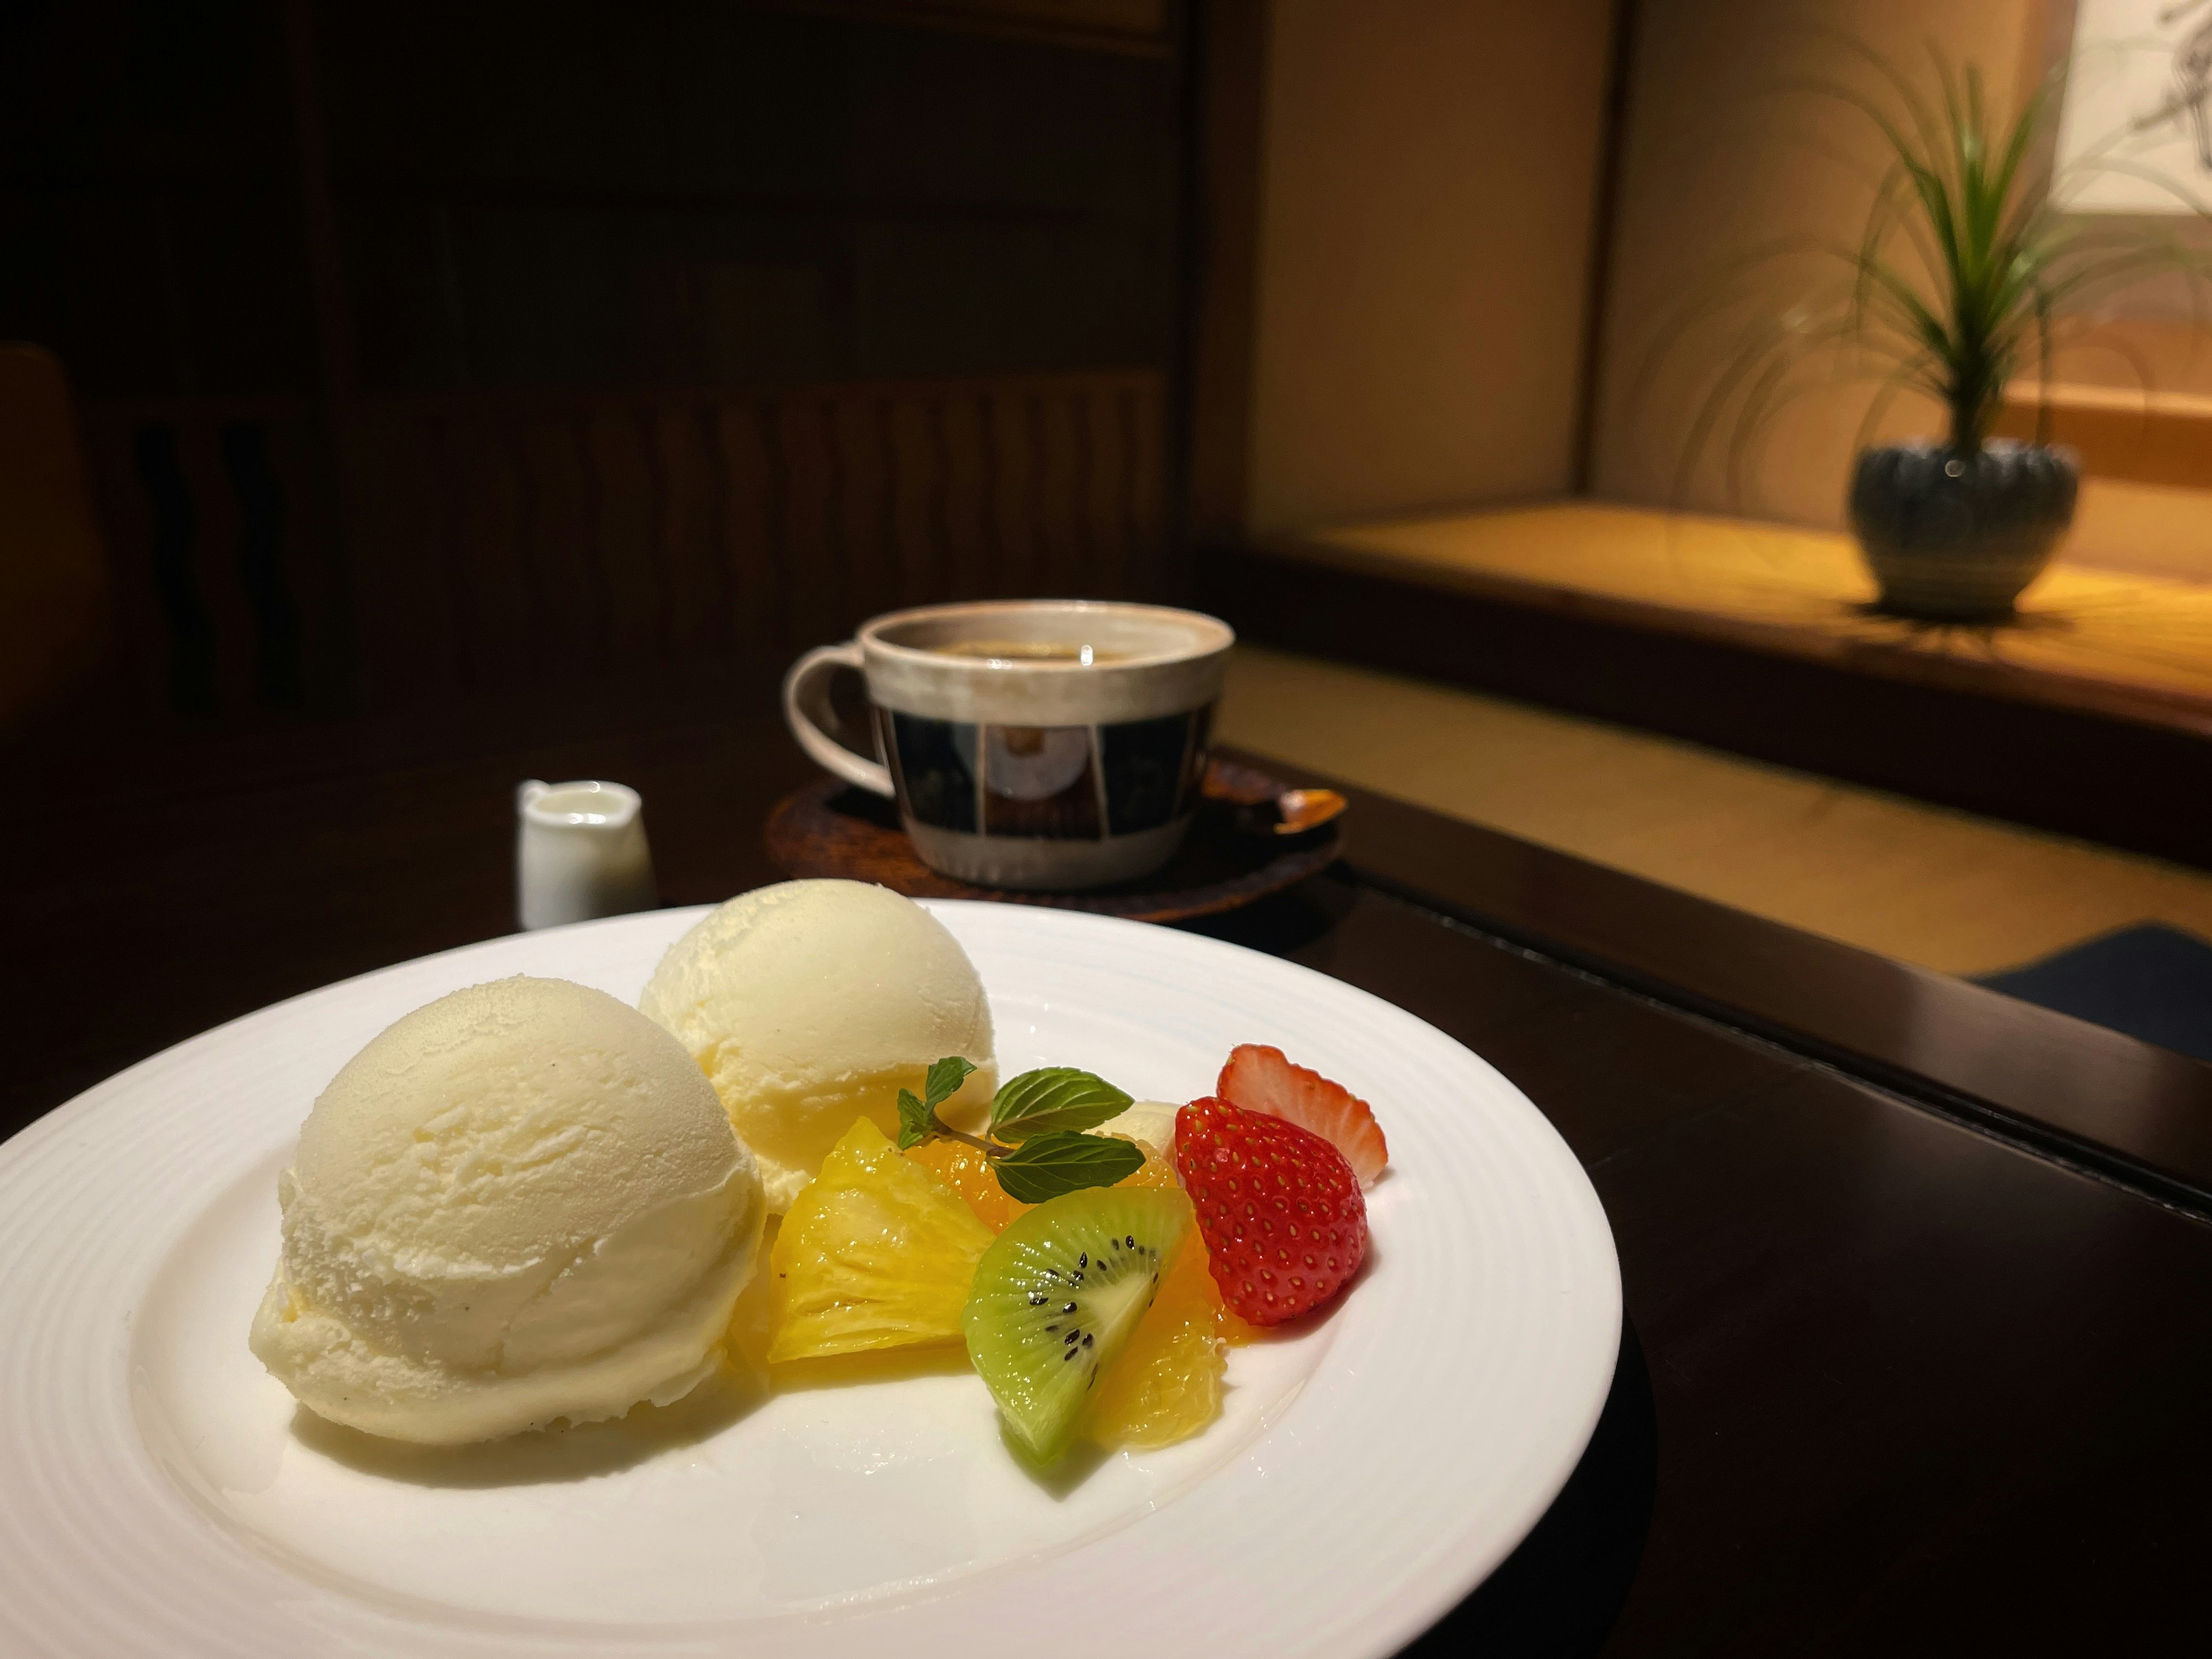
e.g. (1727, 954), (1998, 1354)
(1217, 1044), (1389, 1188)
(1175, 1096), (1368, 1326)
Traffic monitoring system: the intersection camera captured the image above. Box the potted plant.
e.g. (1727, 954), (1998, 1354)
(1661, 51), (2206, 623)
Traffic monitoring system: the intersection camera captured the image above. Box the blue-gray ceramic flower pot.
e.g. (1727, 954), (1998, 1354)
(1847, 440), (2078, 622)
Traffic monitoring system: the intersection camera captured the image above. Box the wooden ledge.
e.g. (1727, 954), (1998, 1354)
(1263, 501), (2212, 737)
(1203, 502), (2212, 869)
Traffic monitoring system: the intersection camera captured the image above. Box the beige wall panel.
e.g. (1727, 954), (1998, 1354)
(1589, 0), (2047, 529)
(1245, 0), (1615, 537)
(2066, 478), (2212, 581)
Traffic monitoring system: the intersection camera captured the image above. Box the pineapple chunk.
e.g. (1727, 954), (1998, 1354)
(767, 1119), (994, 1363)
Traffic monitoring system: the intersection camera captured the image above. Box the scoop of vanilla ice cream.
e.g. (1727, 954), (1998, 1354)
(639, 880), (996, 1212)
(249, 976), (764, 1446)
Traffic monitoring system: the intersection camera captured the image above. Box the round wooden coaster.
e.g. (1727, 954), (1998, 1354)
(763, 774), (1344, 925)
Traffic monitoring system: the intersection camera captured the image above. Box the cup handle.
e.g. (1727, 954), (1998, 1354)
(782, 643), (894, 797)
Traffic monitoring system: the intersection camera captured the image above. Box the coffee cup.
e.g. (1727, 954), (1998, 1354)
(782, 600), (1233, 890)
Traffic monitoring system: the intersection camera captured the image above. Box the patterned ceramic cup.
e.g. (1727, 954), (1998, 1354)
(783, 600), (1233, 890)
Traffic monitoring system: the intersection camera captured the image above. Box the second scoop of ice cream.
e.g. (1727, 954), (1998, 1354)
(640, 880), (997, 1211)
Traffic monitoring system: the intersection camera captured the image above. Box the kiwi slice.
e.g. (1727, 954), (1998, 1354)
(963, 1185), (1194, 1463)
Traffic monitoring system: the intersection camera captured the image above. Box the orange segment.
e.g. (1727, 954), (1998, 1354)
(1219, 1289), (1256, 1347)
(1085, 1226), (1228, 1448)
(904, 1138), (1029, 1232)
(1117, 1141), (1180, 1191)
(906, 1134), (1177, 1232)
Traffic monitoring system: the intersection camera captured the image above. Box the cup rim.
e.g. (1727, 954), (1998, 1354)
(855, 599), (1233, 672)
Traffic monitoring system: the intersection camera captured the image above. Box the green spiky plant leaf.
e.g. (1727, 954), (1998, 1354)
(1650, 41), (2212, 497)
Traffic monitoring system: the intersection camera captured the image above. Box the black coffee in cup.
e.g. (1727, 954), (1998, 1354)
(925, 641), (1133, 664)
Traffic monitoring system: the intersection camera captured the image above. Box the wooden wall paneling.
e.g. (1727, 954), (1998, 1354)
(937, 391), (993, 600)
(1034, 385), (1085, 596)
(440, 409), (531, 686)
(877, 392), (914, 614)
(205, 421), (283, 710)
(79, 416), (175, 718)
(255, 416), (334, 707)
(584, 404), (665, 661)
(365, 408), (456, 699)
(1124, 378), (1167, 598)
(25, 0), (1185, 722)
(200, 413), (327, 713)
(421, 407), (476, 695)
(831, 392), (899, 626)
(78, 376), (1171, 717)
(887, 394), (946, 609)
(987, 386), (1036, 596)
(738, 0), (1171, 56)
(713, 401), (780, 657)
(78, 404), (335, 720)
(876, 393), (921, 613)
(1081, 379), (1132, 599)
(1179, 0), (1268, 549)
(652, 404), (733, 658)
(776, 396), (840, 652)
(1077, 380), (1127, 594)
(281, 0), (365, 717)
(430, 409), (496, 692)
(162, 426), (243, 714)
(347, 407), (460, 701)
(513, 411), (603, 678)
(1013, 388), (1055, 594)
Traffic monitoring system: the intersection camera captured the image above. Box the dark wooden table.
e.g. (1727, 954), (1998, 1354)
(9, 687), (2212, 1654)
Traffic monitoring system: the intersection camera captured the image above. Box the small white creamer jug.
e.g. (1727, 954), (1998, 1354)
(515, 779), (658, 931)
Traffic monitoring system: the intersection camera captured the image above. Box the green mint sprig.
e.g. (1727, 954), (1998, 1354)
(895, 1055), (978, 1149)
(896, 1057), (1142, 1202)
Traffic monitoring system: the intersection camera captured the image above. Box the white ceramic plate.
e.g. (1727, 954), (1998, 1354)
(0, 902), (1619, 1658)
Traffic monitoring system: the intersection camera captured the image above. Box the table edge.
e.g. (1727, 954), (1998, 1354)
(1223, 747), (2212, 1215)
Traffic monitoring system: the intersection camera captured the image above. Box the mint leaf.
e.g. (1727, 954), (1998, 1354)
(993, 1131), (1145, 1203)
(988, 1067), (1132, 1143)
(895, 1088), (934, 1151)
(925, 1055), (978, 1111)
